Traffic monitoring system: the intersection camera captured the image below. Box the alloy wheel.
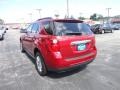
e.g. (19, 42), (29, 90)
(36, 55), (42, 72)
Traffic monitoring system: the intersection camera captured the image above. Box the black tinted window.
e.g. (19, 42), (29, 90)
(42, 21), (53, 34)
(54, 22), (93, 36)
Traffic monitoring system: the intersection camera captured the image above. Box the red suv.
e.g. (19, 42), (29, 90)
(20, 17), (97, 76)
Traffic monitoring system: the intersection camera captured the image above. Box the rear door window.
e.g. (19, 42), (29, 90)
(42, 21), (53, 35)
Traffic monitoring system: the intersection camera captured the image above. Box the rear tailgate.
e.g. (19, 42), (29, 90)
(57, 35), (95, 60)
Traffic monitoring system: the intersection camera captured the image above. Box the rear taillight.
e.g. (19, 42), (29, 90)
(44, 38), (62, 59)
(46, 39), (60, 52)
(52, 39), (58, 44)
(51, 39), (59, 51)
(91, 38), (96, 50)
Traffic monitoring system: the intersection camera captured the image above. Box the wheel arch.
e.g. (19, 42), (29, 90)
(34, 47), (48, 72)
(34, 47), (43, 58)
(34, 48), (40, 57)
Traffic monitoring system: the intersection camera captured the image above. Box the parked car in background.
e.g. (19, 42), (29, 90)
(101, 23), (113, 33)
(20, 17), (97, 76)
(0, 26), (7, 40)
(91, 24), (103, 34)
(0, 29), (4, 40)
(112, 24), (120, 30)
(0, 26), (6, 34)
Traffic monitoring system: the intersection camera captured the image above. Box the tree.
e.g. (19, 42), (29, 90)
(78, 16), (85, 20)
(90, 13), (103, 21)
(90, 13), (97, 20)
(97, 15), (104, 20)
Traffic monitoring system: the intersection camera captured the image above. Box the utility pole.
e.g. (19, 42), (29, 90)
(36, 9), (42, 18)
(106, 8), (111, 22)
(67, 0), (69, 18)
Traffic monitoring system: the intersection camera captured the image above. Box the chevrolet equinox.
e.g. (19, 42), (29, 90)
(20, 17), (97, 76)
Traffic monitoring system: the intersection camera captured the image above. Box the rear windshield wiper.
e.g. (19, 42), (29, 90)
(65, 32), (82, 35)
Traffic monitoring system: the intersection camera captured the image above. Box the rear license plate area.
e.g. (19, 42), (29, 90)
(77, 43), (86, 51)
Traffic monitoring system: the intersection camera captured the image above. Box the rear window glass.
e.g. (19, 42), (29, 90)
(54, 22), (93, 36)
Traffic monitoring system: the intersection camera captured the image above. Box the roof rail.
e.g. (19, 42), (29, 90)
(37, 17), (52, 21)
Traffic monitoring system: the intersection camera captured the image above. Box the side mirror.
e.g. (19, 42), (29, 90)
(20, 28), (27, 33)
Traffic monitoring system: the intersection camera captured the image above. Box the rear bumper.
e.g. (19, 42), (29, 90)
(46, 50), (97, 71)
(50, 58), (94, 72)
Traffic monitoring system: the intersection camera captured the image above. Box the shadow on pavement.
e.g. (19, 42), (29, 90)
(46, 66), (87, 78)
(24, 52), (87, 78)
(24, 52), (36, 64)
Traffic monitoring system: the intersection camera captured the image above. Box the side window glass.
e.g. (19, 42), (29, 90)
(42, 21), (53, 35)
(31, 23), (39, 33)
(27, 24), (33, 33)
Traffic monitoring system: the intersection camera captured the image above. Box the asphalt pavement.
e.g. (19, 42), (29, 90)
(0, 30), (120, 90)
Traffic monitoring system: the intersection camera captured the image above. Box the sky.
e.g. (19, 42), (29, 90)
(0, 0), (120, 23)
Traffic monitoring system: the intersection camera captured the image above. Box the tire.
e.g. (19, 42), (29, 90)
(1, 35), (4, 40)
(104, 30), (106, 33)
(20, 42), (25, 52)
(35, 52), (47, 76)
(111, 30), (113, 33)
(102, 30), (105, 34)
(100, 30), (104, 34)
